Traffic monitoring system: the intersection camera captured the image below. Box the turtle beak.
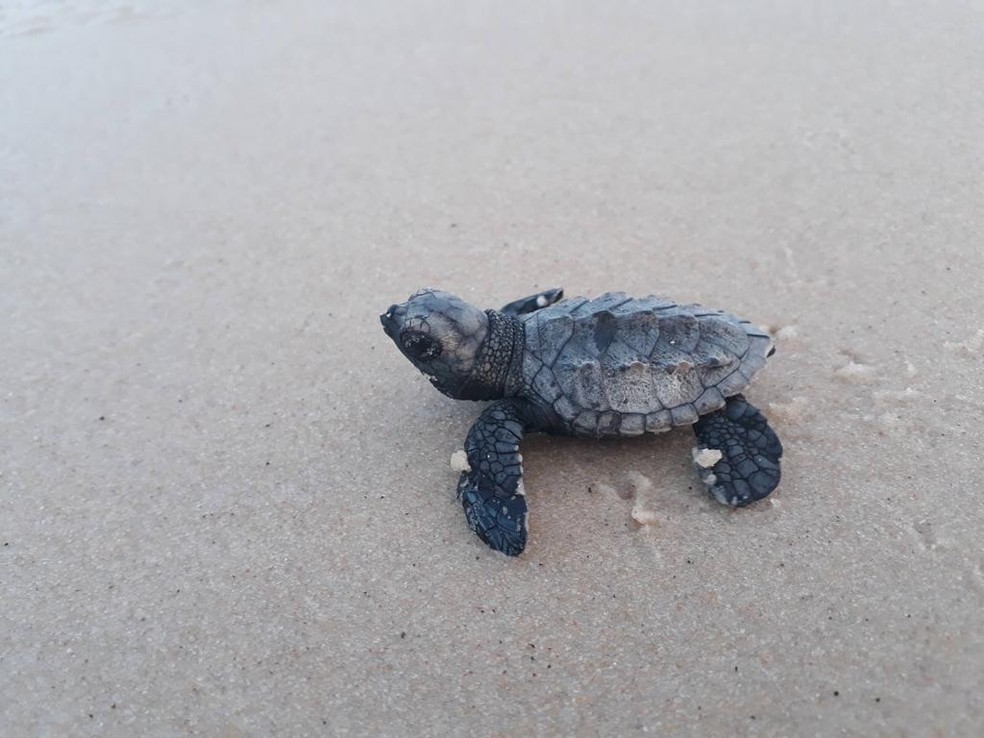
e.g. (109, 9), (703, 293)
(380, 304), (404, 339)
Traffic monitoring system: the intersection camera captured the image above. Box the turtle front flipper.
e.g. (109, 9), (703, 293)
(500, 288), (564, 316)
(692, 394), (783, 507)
(457, 399), (537, 556)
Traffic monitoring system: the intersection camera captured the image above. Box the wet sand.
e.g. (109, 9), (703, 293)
(2, 1), (982, 735)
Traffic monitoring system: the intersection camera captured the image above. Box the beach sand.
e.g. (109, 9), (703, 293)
(2, 1), (982, 735)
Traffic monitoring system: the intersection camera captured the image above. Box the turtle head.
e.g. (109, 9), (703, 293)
(380, 289), (490, 399)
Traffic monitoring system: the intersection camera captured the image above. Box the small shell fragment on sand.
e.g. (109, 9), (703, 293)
(631, 503), (659, 526)
(692, 447), (723, 468)
(449, 449), (471, 473)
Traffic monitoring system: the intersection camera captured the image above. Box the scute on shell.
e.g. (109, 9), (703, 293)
(523, 294), (771, 436)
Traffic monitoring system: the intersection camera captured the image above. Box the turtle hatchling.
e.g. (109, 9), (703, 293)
(381, 288), (783, 556)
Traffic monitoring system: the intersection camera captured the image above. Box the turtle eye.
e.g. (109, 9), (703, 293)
(402, 332), (441, 361)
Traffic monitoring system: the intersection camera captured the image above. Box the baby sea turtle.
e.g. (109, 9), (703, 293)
(381, 288), (783, 556)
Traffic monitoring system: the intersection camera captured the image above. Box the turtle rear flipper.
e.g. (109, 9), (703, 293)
(457, 399), (535, 556)
(692, 394), (782, 506)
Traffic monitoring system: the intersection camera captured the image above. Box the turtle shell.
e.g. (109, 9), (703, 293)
(520, 292), (773, 437)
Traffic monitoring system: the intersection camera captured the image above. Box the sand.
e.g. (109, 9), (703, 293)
(2, 1), (982, 735)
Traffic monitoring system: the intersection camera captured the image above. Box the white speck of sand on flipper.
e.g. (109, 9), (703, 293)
(536, 295), (549, 307)
(450, 450), (471, 472)
(692, 447), (723, 468)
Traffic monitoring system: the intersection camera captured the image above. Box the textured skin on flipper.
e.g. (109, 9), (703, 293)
(520, 292), (772, 437)
(692, 394), (783, 506)
(456, 400), (529, 556)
